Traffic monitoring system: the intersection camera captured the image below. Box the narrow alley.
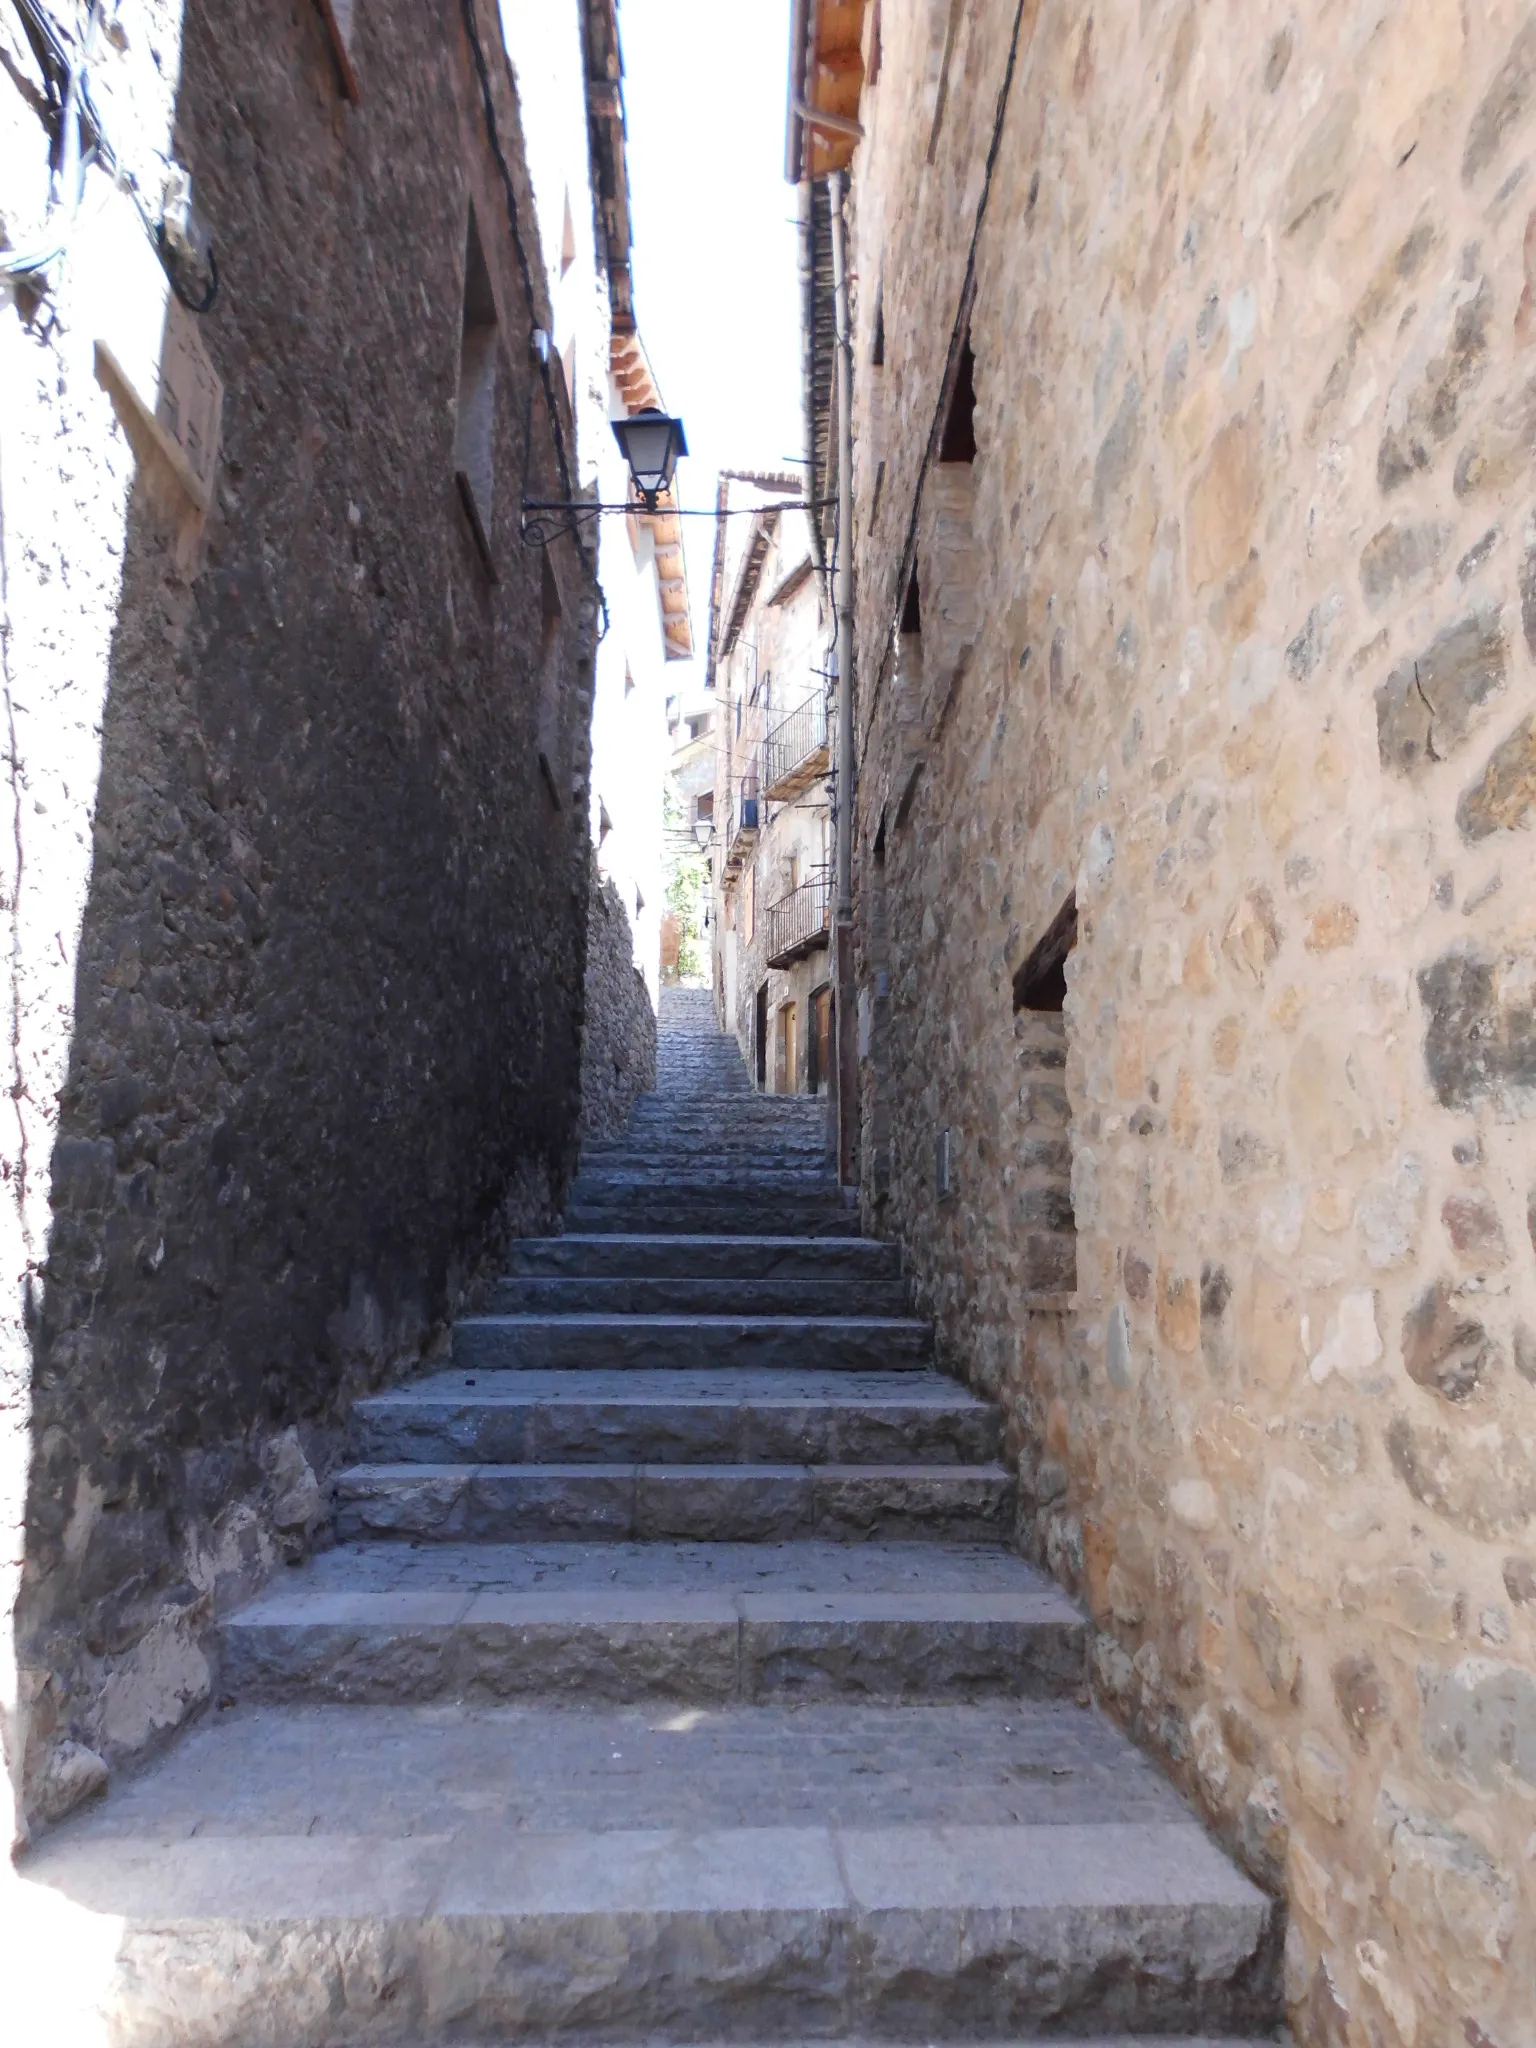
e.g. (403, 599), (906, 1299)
(7, 1), (1536, 2044)
(16, 992), (1278, 2038)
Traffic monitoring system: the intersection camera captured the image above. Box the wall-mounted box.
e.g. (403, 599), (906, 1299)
(91, 192), (223, 515)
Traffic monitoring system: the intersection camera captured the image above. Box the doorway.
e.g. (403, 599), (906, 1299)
(809, 984), (831, 1096)
(778, 1001), (798, 1094)
(755, 983), (768, 1091)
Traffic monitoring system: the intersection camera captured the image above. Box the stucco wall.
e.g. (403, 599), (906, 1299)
(1, 0), (594, 1840)
(848, 3), (1536, 2041)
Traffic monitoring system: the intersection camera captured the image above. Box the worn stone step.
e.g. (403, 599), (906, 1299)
(565, 1199), (856, 1236)
(452, 1313), (932, 1373)
(351, 1368), (995, 1466)
(572, 1169), (843, 1199)
(486, 1273), (908, 1315)
(506, 1234), (901, 1279)
(219, 1540), (1086, 1704)
(581, 1145), (830, 1171)
(331, 1460), (1016, 1543)
(629, 1103), (826, 1126)
(17, 1700), (1280, 2043)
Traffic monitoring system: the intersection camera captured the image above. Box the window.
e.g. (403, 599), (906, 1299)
(1012, 892), (1078, 1012)
(318, 0), (359, 99)
(536, 553), (563, 807)
(454, 206), (498, 571)
(560, 188), (577, 277)
(939, 332), (977, 463)
(871, 286), (885, 367)
(694, 792), (714, 823)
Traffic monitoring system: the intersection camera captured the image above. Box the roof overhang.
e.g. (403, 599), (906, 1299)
(785, 0), (871, 182)
(610, 329), (693, 662)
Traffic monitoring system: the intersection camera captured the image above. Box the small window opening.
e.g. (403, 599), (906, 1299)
(695, 791), (714, 823)
(537, 553), (563, 807)
(871, 288), (885, 367)
(318, 0), (360, 100)
(1012, 892), (1078, 1013)
(873, 810), (887, 864)
(939, 333), (976, 464)
(899, 569), (921, 636)
(560, 188), (577, 277)
(455, 206), (498, 569)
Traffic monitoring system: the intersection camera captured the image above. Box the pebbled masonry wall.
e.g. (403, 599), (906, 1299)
(847, 2), (1536, 2041)
(2, 0), (595, 1839)
(579, 865), (657, 1145)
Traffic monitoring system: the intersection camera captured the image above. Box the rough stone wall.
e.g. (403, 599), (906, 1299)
(579, 865), (657, 1143)
(1, 0), (594, 1840)
(848, 3), (1536, 2041)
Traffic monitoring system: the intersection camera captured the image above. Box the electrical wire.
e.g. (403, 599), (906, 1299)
(2, 0), (218, 309)
(0, 0), (97, 280)
(457, 0), (576, 510)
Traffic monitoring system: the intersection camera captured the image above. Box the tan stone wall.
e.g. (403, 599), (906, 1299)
(847, 3), (1536, 2041)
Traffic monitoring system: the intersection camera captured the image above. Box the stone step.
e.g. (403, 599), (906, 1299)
(18, 1700), (1280, 2043)
(506, 1234), (901, 1279)
(572, 1168), (842, 1196)
(331, 1460), (1016, 1544)
(486, 1273), (908, 1315)
(581, 1142), (830, 1168)
(351, 1368), (996, 1465)
(629, 1100), (826, 1122)
(452, 1313), (932, 1373)
(219, 1540), (1086, 1704)
(565, 1199), (855, 1236)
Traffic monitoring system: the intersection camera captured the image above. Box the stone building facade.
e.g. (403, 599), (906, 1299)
(0, 0), (600, 1842)
(797, 1), (1536, 2041)
(709, 477), (835, 1093)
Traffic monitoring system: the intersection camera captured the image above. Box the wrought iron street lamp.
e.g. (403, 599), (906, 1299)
(522, 397), (691, 546)
(610, 410), (688, 512)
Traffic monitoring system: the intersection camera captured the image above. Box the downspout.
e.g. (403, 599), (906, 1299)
(798, 176), (827, 581)
(829, 169), (857, 1188)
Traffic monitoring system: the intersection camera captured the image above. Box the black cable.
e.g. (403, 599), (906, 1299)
(457, 0), (575, 510)
(159, 233), (218, 313)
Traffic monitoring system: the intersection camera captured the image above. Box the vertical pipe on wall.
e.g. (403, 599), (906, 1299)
(829, 169), (857, 1187)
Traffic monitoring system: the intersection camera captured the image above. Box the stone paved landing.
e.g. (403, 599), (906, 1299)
(15, 991), (1281, 2047)
(21, 1701), (1275, 2042)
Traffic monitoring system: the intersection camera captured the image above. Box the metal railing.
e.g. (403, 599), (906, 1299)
(764, 868), (831, 968)
(761, 692), (829, 800)
(723, 778), (760, 875)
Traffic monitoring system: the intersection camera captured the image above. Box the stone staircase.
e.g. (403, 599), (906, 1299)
(16, 989), (1282, 2046)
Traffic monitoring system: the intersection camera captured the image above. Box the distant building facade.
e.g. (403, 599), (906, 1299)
(708, 476), (833, 1094)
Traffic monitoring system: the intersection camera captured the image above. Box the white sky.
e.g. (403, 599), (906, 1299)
(618, 0), (804, 695)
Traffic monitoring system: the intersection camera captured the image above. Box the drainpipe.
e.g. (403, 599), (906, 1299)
(829, 169), (857, 1189)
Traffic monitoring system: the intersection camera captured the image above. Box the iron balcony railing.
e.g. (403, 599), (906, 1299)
(764, 868), (831, 969)
(723, 777), (760, 876)
(760, 692), (830, 803)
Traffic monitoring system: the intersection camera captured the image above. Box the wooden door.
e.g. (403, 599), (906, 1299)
(810, 985), (831, 1095)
